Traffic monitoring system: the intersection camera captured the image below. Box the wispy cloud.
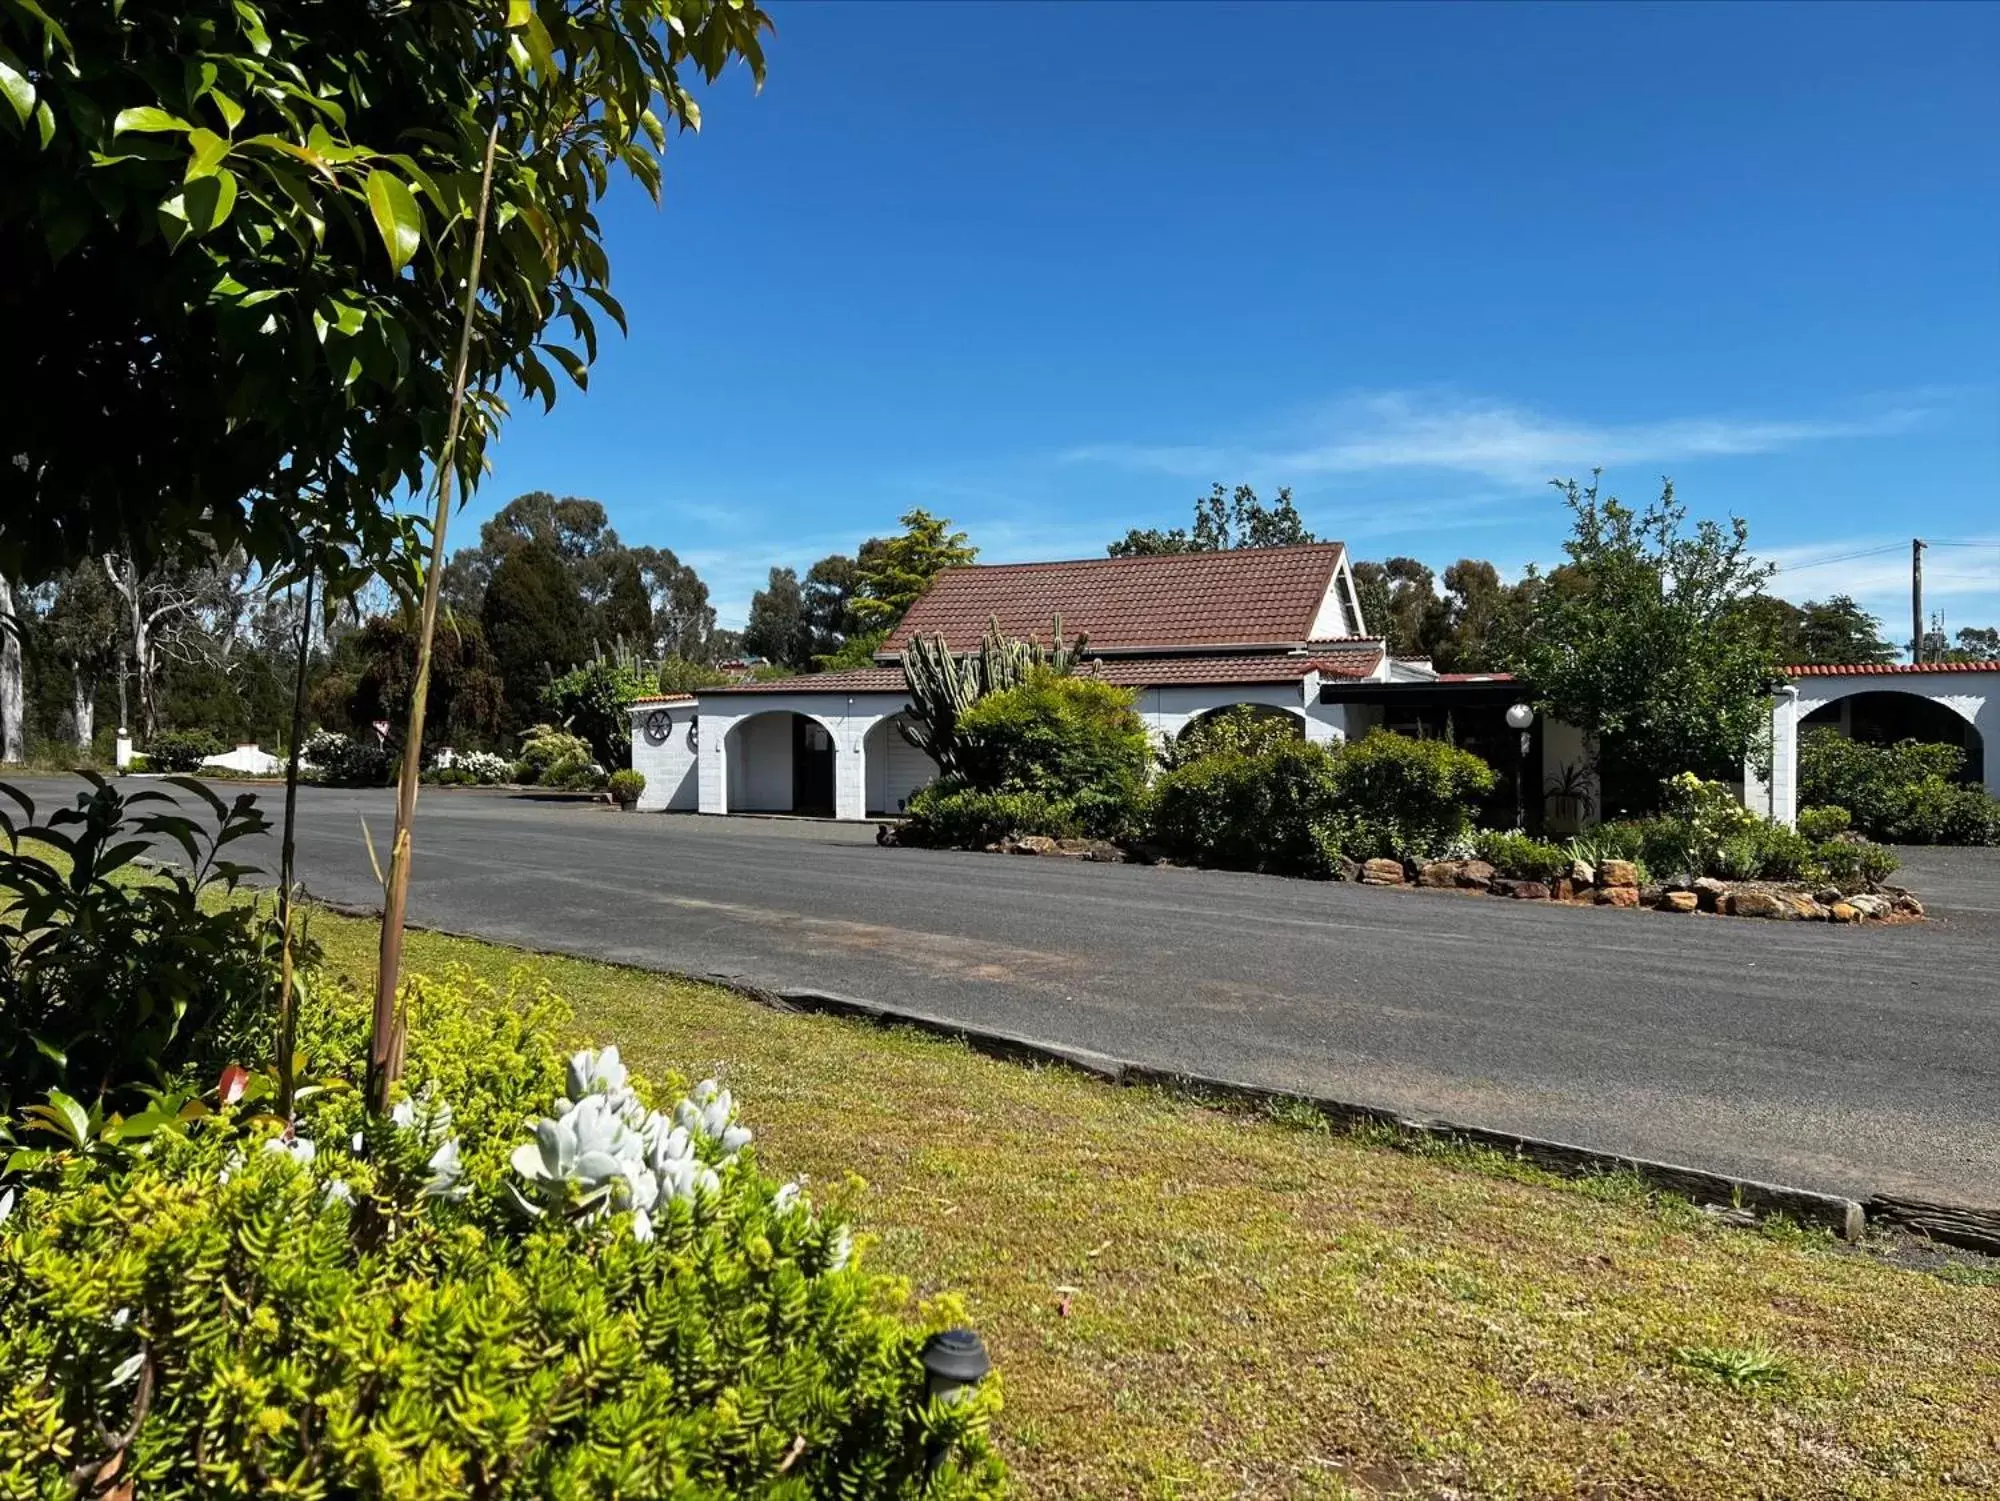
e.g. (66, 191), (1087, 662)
(1063, 390), (1929, 486)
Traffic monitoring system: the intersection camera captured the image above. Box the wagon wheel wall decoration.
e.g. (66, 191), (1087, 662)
(642, 709), (673, 746)
(686, 716), (699, 752)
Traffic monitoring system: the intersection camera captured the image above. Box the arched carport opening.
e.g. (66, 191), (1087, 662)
(722, 710), (840, 815)
(862, 712), (938, 816)
(1167, 703), (1306, 761)
(1801, 691), (1985, 785)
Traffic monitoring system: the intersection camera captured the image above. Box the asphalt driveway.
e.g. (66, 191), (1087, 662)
(11, 776), (1999, 1207)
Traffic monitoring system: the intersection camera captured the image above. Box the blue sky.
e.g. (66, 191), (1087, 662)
(472, 1), (1999, 643)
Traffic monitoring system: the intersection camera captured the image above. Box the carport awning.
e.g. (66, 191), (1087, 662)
(1319, 678), (1527, 707)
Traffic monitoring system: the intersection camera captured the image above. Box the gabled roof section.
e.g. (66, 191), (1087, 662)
(880, 543), (1356, 657)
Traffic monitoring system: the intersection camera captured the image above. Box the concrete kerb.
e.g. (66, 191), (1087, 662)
(294, 894), (2000, 1251)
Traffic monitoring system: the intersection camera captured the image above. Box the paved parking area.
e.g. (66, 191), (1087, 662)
(12, 776), (1999, 1206)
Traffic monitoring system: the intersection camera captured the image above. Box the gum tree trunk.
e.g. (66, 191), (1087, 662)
(0, 575), (23, 765)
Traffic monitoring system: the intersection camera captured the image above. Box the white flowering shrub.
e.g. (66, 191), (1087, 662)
(0, 971), (1002, 1497)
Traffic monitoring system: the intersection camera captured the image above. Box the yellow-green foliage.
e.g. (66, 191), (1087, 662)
(0, 974), (1005, 1498)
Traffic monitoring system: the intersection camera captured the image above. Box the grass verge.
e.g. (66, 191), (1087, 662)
(302, 905), (2000, 1499)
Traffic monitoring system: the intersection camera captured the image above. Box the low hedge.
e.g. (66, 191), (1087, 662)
(1798, 728), (2000, 845)
(1149, 731), (1496, 876)
(143, 728), (225, 772)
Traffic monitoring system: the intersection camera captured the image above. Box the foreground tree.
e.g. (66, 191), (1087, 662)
(1506, 474), (1779, 813)
(0, 1), (769, 590)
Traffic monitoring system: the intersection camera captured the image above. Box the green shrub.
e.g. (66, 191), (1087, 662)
(541, 659), (651, 768)
(1576, 820), (1650, 869)
(1796, 805), (1852, 841)
(1711, 821), (1819, 882)
(608, 768), (646, 805)
(901, 784), (1079, 846)
(950, 672), (1150, 839)
(1330, 733), (1496, 861)
(0, 974), (1005, 1497)
(1813, 838), (1899, 890)
(303, 729), (392, 786)
(1149, 740), (1349, 878)
(142, 729), (224, 772)
(0, 777), (299, 1116)
(1157, 706), (1301, 771)
(1798, 728), (1998, 844)
(1472, 830), (1569, 880)
(514, 724), (598, 788)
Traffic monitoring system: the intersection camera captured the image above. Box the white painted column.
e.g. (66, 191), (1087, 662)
(698, 711), (733, 815)
(1770, 685), (1799, 828)
(834, 721), (868, 821)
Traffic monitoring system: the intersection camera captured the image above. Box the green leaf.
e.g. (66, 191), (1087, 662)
(0, 50), (36, 127)
(233, 0), (272, 56)
(210, 88), (245, 131)
(507, 0), (533, 26)
(182, 168), (238, 233)
(542, 343), (588, 390)
(32, 96), (52, 147)
(365, 167), (422, 273)
(185, 128), (231, 181)
(10, 1), (72, 55)
(114, 105), (191, 135)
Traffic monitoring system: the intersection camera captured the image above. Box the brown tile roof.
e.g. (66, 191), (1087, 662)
(1784, 661), (2000, 677)
(880, 544), (1353, 655)
(698, 650), (1382, 696)
(630, 693), (697, 705)
(703, 668), (909, 695)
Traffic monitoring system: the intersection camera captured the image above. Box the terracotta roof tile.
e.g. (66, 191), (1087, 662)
(881, 544), (1354, 655)
(630, 693), (697, 705)
(698, 650), (1382, 696)
(1784, 661), (2000, 677)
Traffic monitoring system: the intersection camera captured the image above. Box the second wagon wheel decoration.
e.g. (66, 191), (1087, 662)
(686, 716), (699, 752)
(642, 708), (673, 746)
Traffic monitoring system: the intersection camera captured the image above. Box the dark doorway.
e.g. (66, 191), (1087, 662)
(792, 715), (836, 816)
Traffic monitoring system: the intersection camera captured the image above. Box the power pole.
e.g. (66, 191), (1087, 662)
(1910, 537), (1926, 663)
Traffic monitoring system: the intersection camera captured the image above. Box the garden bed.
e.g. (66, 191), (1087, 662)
(889, 828), (1928, 924)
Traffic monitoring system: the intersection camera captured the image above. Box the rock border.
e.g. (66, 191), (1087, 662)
(886, 827), (1927, 926)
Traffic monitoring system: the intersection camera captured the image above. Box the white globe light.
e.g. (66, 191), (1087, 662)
(1505, 703), (1534, 730)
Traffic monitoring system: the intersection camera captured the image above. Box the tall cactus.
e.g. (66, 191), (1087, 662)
(900, 614), (1089, 774)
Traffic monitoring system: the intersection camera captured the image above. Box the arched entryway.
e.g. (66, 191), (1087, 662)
(1801, 691), (1985, 786)
(722, 710), (840, 815)
(862, 712), (938, 815)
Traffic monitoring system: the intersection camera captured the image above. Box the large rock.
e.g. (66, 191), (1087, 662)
(1568, 858), (1596, 888)
(1509, 880), (1551, 901)
(1726, 888), (1794, 919)
(1662, 891), (1699, 913)
(1360, 857), (1406, 886)
(1783, 893), (1829, 921)
(1335, 855), (1363, 883)
(1418, 860), (1462, 888)
(1594, 886), (1640, 908)
(1846, 893), (1891, 919)
(1893, 893), (1926, 919)
(1011, 835), (1060, 857)
(1454, 860), (1497, 889)
(1598, 859), (1640, 889)
(1691, 876), (1730, 913)
(1829, 901), (1861, 923)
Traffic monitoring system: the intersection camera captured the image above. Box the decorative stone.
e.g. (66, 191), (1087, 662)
(1663, 891), (1699, 913)
(1336, 855), (1363, 883)
(1847, 893), (1891, 919)
(1360, 857), (1406, 885)
(1568, 858), (1596, 888)
(1418, 860), (1462, 888)
(1784, 894), (1829, 921)
(1012, 835), (1060, 856)
(1829, 901), (1861, 923)
(1454, 860), (1497, 888)
(1726, 888), (1794, 919)
(1893, 893), (1925, 918)
(1692, 876), (1730, 912)
(1510, 880), (1551, 900)
(1598, 859), (1640, 889)
(1638, 883), (1667, 909)
(1594, 886), (1640, 908)
(1552, 877), (1575, 901)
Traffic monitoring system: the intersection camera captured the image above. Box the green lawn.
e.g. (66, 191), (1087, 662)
(300, 909), (2000, 1495)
